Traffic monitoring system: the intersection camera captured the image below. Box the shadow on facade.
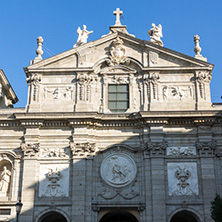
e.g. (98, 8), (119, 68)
(1, 122), (219, 222)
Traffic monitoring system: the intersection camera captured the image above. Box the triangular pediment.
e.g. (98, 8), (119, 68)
(25, 31), (213, 74)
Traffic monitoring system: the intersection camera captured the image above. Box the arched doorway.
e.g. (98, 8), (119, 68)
(170, 210), (199, 222)
(38, 211), (67, 222)
(100, 211), (138, 222)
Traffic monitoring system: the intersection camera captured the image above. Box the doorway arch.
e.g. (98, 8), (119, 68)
(100, 211), (138, 222)
(170, 210), (200, 222)
(38, 211), (67, 222)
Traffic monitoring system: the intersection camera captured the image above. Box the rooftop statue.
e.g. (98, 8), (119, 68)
(73, 25), (93, 48)
(148, 23), (163, 46)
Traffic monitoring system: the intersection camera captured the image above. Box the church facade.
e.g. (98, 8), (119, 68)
(0, 8), (222, 222)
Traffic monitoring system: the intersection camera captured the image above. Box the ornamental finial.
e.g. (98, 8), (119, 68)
(193, 34), (207, 61)
(32, 36), (44, 64)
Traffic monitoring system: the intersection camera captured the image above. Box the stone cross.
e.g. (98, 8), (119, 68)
(113, 8), (123, 26)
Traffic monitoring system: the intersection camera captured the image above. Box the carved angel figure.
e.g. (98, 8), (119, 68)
(148, 23), (163, 46)
(0, 166), (11, 193)
(73, 25), (93, 48)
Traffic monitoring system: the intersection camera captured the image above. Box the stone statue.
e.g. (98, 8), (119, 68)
(73, 25), (93, 48)
(148, 23), (163, 46)
(0, 166), (11, 193)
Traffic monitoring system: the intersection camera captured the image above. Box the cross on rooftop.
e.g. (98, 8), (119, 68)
(113, 8), (123, 26)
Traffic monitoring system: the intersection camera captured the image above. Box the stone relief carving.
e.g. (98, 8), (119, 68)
(162, 86), (193, 100)
(40, 148), (69, 158)
(100, 153), (137, 188)
(110, 75), (129, 84)
(196, 140), (216, 155)
(77, 73), (97, 101)
(110, 37), (126, 65)
(168, 162), (198, 196)
(167, 146), (196, 156)
(44, 168), (65, 197)
(70, 142), (96, 157)
(0, 166), (11, 195)
(196, 71), (212, 99)
(148, 23), (163, 46)
(39, 164), (69, 197)
(44, 87), (73, 100)
(21, 143), (40, 158)
(26, 74), (41, 102)
(99, 180), (138, 200)
(149, 51), (159, 64)
(144, 141), (168, 156)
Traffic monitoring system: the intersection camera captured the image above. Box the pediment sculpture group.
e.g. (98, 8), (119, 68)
(73, 23), (163, 48)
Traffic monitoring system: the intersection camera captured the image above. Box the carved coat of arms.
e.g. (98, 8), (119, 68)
(110, 37), (126, 65)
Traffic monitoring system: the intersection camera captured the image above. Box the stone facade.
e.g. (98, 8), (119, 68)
(0, 9), (222, 222)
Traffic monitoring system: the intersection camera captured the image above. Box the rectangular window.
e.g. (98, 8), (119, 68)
(108, 84), (129, 112)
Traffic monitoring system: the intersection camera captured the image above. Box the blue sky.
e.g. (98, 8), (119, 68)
(0, 0), (221, 107)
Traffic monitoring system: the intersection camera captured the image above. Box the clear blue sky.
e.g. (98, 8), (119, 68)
(0, 0), (221, 107)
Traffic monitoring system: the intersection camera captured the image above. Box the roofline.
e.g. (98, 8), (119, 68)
(0, 69), (19, 104)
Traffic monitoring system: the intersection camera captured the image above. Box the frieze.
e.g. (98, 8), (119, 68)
(167, 162), (198, 196)
(70, 142), (96, 158)
(163, 86), (193, 100)
(40, 148), (69, 158)
(44, 86), (73, 100)
(21, 143), (40, 158)
(167, 146), (196, 156)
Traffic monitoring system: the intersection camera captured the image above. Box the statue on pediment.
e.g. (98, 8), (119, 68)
(148, 23), (163, 46)
(73, 25), (93, 48)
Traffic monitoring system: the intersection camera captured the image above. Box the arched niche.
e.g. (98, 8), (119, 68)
(170, 210), (200, 222)
(99, 210), (139, 222)
(0, 158), (13, 198)
(38, 211), (68, 222)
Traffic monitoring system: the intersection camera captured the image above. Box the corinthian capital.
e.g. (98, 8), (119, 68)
(70, 142), (96, 158)
(21, 143), (40, 158)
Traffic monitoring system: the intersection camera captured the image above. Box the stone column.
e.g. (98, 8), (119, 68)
(145, 140), (167, 222)
(196, 140), (217, 222)
(20, 142), (40, 222)
(70, 142), (96, 222)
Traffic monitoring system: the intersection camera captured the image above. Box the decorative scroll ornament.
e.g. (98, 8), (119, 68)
(21, 143), (40, 158)
(196, 71), (212, 98)
(144, 141), (168, 156)
(100, 153), (137, 188)
(70, 142), (96, 157)
(98, 180), (138, 200)
(77, 73), (97, 101)
(44, 168), (65, 197)
(110, 37), (126, 65)
(196, 140), (216, 155)
(26, 74), (41, 102)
